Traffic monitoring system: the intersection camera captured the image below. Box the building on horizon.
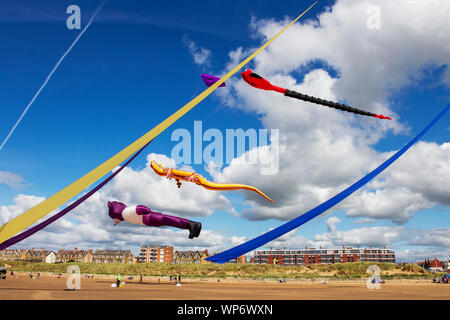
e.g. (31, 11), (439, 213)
(0, 249), (28, 261)
(23, 248), (55, 262)
(56, 248), (93, 263)
(1, 248), (56, 263)
(92, 249), (134, 264)
(139, 244), (173, 263)
(209, 251), (247, 264)
(418, 258), (445, 273)
(252, 246), (395, 265)
(173, 250), (209, 264)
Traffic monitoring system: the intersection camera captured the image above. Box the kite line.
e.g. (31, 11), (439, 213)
(206, 104), (450, 263)
(0, 2), (318, 244)
(0, 1), (106, 152)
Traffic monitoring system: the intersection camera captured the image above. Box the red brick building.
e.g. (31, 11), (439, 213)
(139, 244), (173, 263)
(252, 247), (395, 265)
(418, 258), (445, 273)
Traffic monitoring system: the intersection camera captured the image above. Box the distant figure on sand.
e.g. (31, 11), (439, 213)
(116, 274), (121, 288)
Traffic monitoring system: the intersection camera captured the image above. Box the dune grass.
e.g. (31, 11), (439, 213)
(1, 260), (440, 280)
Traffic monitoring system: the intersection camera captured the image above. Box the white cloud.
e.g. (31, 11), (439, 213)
(342, 188), (433, 223)
(406, 228), (450, 248)
(3, 1), (450, 258)
(395, 248), (450, 263)
(373, 142), (450, 207)
(326, 216), (341, 233)
(250, 0), (450, 99)
(314, 226), (405, 248)
(182, 34), (212, 67)
(244, 223), (450, 262)
(0, 171), (24, 188)
(253, 223), (403, 251)
(0, 194), (45, 224)
(209, 0), (450, 225)
(4, 153), (236, 253)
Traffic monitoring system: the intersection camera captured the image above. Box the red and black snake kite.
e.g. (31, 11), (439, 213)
(241, 69), (391, 120)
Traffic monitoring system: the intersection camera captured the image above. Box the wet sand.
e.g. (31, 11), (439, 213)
(0, 273), (449, 300)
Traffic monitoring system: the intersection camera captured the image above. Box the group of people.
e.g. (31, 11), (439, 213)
(169, 275), (182, 283)
(111, 274), (182, 287)
(28, 272), (40, 279)
(433, 275), (449, 283)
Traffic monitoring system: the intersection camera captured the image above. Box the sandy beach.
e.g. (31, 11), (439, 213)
(0, 272), (449, 300)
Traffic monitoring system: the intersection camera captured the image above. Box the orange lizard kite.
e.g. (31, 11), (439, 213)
(150, 161), (274, 203)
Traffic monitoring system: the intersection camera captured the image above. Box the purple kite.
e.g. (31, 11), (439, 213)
(201, 74), (226, 87)
(108, 201), (202, 239)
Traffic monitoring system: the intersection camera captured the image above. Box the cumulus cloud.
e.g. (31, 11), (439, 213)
(372, 142), (450, 207)
(395, 248), (450, 263)
(250, 222), (403, 251)
(0, 194), (45, 224)
(3, 1), (450, 256)
(182, 34), (212, 67)
(406, 227), (450, 248)
(209, 0), (450, 226)
(326, 216), (341, 233)
(0, 171), (24, 188)
(236, 221), (449, 262)
(250, 0), (450, 100)
(4, 153), (236, 253)
(342, 188), (433, 223)
(314, 226), (405, 248)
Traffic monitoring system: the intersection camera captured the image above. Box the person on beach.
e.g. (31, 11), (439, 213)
(116, 274), (121, 287)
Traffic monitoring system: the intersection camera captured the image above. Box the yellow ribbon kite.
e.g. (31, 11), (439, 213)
(0, 2), (317, 243)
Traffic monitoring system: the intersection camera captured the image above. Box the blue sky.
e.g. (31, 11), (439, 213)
(0, 0), (449, 262)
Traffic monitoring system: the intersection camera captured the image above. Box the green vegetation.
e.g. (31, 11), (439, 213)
(401, 263), (425, 273)
(0, 260), (439, 280)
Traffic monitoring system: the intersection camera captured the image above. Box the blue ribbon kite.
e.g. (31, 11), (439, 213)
(207, 104), (450, 263)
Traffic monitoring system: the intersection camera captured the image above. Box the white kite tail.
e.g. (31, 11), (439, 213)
(0, 0), (106, 152)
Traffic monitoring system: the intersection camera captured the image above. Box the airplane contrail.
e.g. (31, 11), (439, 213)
(0, 1), (106, 152)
